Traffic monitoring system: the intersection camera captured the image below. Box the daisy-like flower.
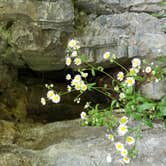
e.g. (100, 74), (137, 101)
(125, 77), (135, 87)
(80, 111), (87, 119)
(81, 72), (88, 78)
(74, 58), (82, 66)
(106, 154), (112, 163)
(126, 136), (135, 145)
(71, 51), (77, 57)
(103, 52), (110, 60)
(115, 142), (124, 151)
(67, 85), (72, 92)
(84, 102), (91, 109)
(47, 90), (55, 100)
(118, 124), (128, 136)
(68, 39), (77, 49)
(66, 74), (71, 80)
(121, 149), (128, 157)
(119, 116), (128, 125)
(119, 93), (125, 100)
(114, 85), (119, 92)
(107, 134), (114, 142)
(71, 75), (82, 85)
(132, 58), (141, 68)
(123, 157), (130, 164)
(65, 57), (72, 66)
(129, 68), (138, 76)
(145, 66), (152, 73)
(41, 97), (46, 106)
(117, 72), (124, 81)
(74, 82), (81, 91)
(51, 94), (61, 104)
(80, 82), (88, 91)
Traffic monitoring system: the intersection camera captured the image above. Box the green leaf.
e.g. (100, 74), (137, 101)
(91, 68), (95, 76)
(137, 103), (155, 113)
(143, 118), (153, 128)
(160, 106), (166, 116)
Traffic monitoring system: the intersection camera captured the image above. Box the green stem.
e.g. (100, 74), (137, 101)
(113, 60), (128, 73)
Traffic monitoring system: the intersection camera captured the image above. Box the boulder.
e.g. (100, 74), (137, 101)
(0, 119), (165, 166)
(76, 0), (165, 14)
(0, 0), (74, 71)
(77, 12), (166, 67)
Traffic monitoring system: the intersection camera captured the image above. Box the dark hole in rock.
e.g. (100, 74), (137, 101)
(16, 60), (131, 123)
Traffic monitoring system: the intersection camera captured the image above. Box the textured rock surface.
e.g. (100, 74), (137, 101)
(141, 79), (166, 100)
(78, 12), (166, 67)
(0, 0), (74, 71)
(0, 119), (166, 166)
(76, 0), (165, 14)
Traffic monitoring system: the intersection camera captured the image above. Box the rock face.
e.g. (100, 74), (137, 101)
(0, 119), (166, 166)
(76, 0), (165, 14)
(0, 0), (74, 71)
(78, 12), (166, 67)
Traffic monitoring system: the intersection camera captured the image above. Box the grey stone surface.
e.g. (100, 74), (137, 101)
(0, 119), (166, 166)
(77, 0), (165, 14)
(78, 12), (166, 67)
(141, 79), (166, 100)
(0, 0), (74, 71)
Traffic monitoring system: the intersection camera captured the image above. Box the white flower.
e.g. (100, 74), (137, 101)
(74, 58), (82, 66)
(107, 134), (114, 142)
(118, 124), (128, 136)
(68, 39), (77, 49)
(121, 149), (128, 157)
(74, 82), (81, 91)
(50, 84), (54, 88)
(126, 136), (135, 145)
(67, 85), (72, 92)
(117, 72), (124, 81)
(84, 102), (91, 109)
(66, 74), (71, 80)
(129, 68), (138, 76)
(103, 52), (110, 60)
(114, 85), (119, 92)
(51, 94), (61, 104)
(41, 97), (46, 106)
(106, 154), (112, 163)
(145, 66), (152, 73)
(132, 58), (141, 68)
(115, 142), (124, 151)
(125, 77), (135, 87)
(119, 93), (125, 100)
(80, 82), (87, 91)
(71, 51), (78, 57)
(80, 111), (87, 119)
(72, 75), (82, 83)
(65, 57), (72, 66)
(123, 157), (130, 164)
(119, 116), (128, 125)
(47, 90), (55, 100)
(81, 72), (88, 78)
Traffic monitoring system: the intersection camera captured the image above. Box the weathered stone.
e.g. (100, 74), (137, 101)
(0, 119), (165, 166)
(141, 79), (166, 100)
(77, 0), (165, 14)
(0, 0), (74, 71)
(77, 12), (166, 67)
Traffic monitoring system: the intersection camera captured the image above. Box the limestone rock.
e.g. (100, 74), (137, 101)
(0, 0), (74, 71)
(141, 79), (166, 100)
(77, 12), (166, 67)
(77, 0), (165, 14)
(0, 119), (165, 166)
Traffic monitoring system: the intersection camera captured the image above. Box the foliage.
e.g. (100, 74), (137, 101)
(41, 39), (166, 164)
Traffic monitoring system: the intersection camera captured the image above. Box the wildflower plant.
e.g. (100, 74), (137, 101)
(41, 39), (166, 164)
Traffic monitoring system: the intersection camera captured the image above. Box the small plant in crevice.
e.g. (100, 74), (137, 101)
(41, 39), (166, 165)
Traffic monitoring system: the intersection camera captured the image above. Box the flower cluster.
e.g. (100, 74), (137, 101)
(65, 39), (82, 66)
(106, 116), (135, 165)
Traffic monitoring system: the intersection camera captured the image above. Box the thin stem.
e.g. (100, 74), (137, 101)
(113, 60), (128, 73)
